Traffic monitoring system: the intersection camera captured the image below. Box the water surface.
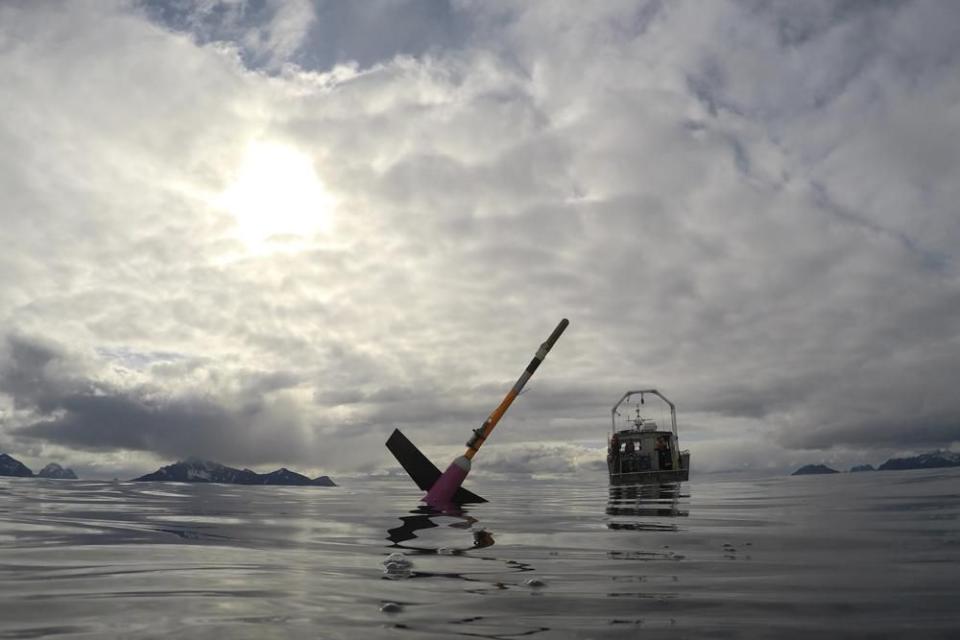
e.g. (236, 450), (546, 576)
(1, 469), (958, 638)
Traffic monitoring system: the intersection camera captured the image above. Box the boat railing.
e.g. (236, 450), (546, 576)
(611, 389), (677, 438)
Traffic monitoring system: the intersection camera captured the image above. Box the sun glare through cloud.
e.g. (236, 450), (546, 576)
(3, 1), (960, 633)
(217, 140), (335, 252)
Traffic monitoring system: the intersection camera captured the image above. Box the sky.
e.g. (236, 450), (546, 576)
(1, 0), (959, 480)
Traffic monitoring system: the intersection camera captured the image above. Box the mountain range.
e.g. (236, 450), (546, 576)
(792, 450), (960, 476)
(37, 463), (79, 479)
(877, 450), (960, 471)
(0, 454), (77, 479)
(132, 457), (336, 486)
(0, 453), (335, 486)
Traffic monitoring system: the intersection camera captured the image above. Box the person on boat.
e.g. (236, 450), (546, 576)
(656, 436), (672, 470)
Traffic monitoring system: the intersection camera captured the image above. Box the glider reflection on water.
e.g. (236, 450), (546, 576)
(386, 505), (495, 552)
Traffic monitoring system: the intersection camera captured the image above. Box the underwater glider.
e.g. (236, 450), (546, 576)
(386, 319), (569, 507)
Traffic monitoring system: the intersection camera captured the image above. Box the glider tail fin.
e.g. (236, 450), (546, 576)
(385, 429), (487, 503)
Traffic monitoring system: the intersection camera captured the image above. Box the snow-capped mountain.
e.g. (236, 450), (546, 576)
(133, 457), (336, 486)
(879, 450), (960, 471)
(37, 463), (78, 479)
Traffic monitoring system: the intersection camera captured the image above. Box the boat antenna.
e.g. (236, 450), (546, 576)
(610, 389), (676, 437)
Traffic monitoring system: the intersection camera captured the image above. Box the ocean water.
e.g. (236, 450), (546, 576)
(1, 469), (958, 639)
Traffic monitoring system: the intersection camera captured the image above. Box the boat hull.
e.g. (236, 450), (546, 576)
(610, 468), (689, 484)
(609, 452), (690, 485)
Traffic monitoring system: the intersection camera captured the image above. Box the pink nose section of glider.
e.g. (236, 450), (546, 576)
(423, 456), (471, 507)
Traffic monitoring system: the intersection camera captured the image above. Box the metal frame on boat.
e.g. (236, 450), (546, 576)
(608, 389), (690, 484)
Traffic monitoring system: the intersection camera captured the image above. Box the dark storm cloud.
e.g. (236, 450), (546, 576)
(22, 392), (239, 455)
(2, 334), (313, 466)
(783, 414), (960, 452)
(0, 335), (91, 412)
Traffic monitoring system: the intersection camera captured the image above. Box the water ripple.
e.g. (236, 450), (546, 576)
(1, 470), (959, 638)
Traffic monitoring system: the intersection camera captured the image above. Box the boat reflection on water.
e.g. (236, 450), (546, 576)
(606, 482), (689, 531)
(386, 505), (495, 553)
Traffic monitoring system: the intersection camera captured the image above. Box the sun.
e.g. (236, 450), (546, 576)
(218, 140), (335, 251)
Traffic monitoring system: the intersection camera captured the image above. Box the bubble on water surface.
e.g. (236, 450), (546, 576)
(382, 552), (413, 579)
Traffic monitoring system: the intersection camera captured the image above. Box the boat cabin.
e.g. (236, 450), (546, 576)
(607, 389), (690, 484)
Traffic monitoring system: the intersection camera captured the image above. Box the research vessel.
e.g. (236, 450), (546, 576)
(607, 389), (690, 484)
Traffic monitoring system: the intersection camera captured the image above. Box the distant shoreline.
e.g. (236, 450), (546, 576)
(792, 450), (960, 476)
(0, 453), (336, 487)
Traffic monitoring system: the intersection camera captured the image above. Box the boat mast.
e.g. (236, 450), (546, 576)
(610, 389), (676, 437)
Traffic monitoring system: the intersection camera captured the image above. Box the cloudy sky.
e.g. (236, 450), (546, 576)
(1, 0), (958, 480)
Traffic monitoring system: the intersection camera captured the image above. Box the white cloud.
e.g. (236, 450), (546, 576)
(0, 1), (958, 479)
